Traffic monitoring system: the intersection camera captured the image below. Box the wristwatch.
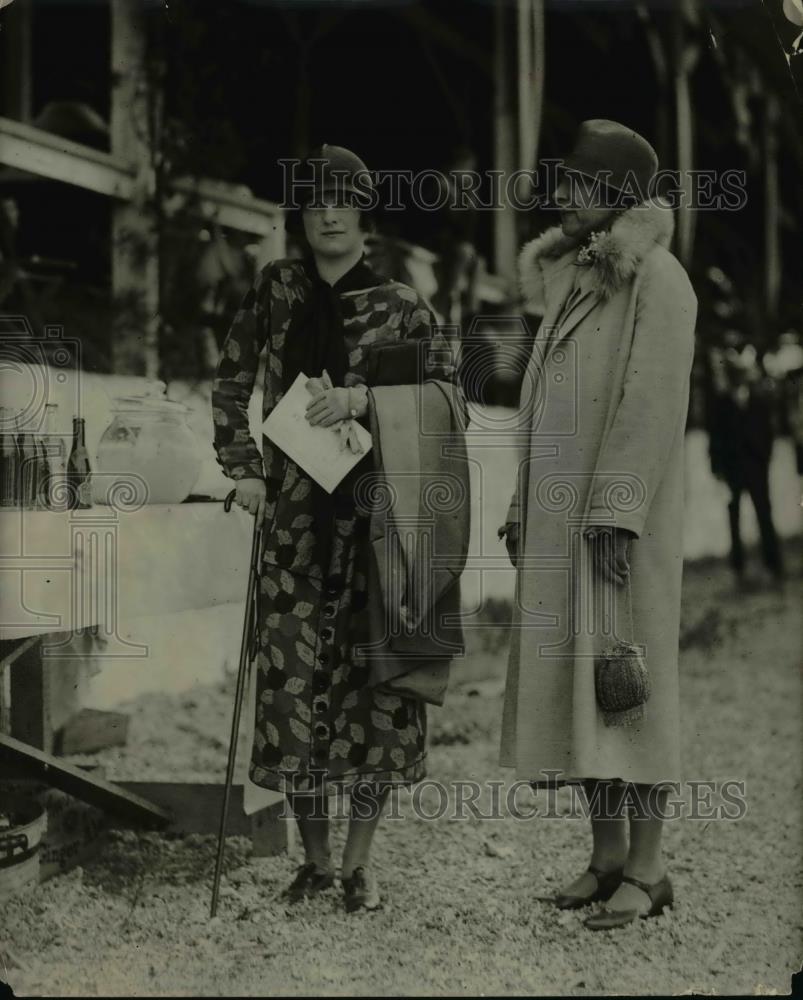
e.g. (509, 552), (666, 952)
(347, 385), (368, 419)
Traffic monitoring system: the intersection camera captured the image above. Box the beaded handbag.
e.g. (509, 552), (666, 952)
(594, 577), (651, 727)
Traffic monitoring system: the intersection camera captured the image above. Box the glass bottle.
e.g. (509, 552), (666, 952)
(66, 417), (92, 510)
(15, 413), (37, 509)
(33, 409), (52, 510)
(42, 403), (67, 511)
(0, 408), (19, 508)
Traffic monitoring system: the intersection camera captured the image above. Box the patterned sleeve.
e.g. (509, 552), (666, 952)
(403, 294), (459, 385)
(211, 264), (272, 481)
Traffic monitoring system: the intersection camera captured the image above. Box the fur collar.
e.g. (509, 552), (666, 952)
(518, 200), (675, 311)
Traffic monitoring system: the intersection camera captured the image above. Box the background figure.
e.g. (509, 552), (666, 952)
(766, 329), (803, 477)
(430, 146), (480, 326)
(708, 329), (784, 583)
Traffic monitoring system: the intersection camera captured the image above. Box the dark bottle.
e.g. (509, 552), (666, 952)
(0, 408), (19, 508)
(15, 414), (38, 509)
(66, 417), (92, 510)
(43, 403), (67, 512)
(34, 412), (52, 510)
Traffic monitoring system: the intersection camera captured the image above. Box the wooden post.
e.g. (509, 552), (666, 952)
(637, 3), (670, 167)
(8, 637), (52, 752)
(1, 0), (33, 123)
(493, 0), (517, 280)
(516, 0), (545, 173)
(7, 635), (84, 754)
(531, 0), (545, 171)
(672, 0), (700, 270)
(110, 0), (160, 378)
(763, 92), (781, 323)
(517, 0), (533, 172)
(0, 638), (40, 735)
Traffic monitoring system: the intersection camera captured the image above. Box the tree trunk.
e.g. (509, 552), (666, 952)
(110, 0), (160, 378)
(763, 92), (781, 322)
(493, 0), (517, 280)
(672, 2), (699, 271)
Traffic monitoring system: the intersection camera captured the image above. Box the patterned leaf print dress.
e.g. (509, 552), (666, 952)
(212, 256), (456, 793)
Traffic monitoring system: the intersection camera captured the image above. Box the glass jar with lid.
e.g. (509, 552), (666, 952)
(94, 395), (202, 506)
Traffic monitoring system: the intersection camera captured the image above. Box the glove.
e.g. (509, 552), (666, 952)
(336, 419), (365, 455)
(498, 522), (519, 568)
(584, 526), (633, 586)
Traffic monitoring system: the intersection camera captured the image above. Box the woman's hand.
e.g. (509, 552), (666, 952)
(235, 477), (266, 520)
(305, 387), (352, 427)
(586, 526), (632, 586)
(498, 522), (520, 568)
(305, 375), (368, 428)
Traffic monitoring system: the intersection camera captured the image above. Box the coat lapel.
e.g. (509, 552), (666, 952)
(547, 264), (603, 352)
(516, 254), (576, 441)
(532, 255), (577, 366)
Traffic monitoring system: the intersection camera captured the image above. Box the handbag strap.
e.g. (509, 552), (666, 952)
(595, 528), (635, 645)
(623, 568), (635, 644)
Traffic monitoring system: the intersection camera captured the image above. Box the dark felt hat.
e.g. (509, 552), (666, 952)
(562, 119), (658, 197)
(300, 143), (374, 206)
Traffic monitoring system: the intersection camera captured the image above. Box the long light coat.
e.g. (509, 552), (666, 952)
(500, 202), (697, 786)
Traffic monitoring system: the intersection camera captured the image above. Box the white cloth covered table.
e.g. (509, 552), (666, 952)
(0, 502), (253, 641)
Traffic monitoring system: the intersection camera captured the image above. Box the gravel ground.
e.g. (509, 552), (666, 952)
(2, 551), (801, 997)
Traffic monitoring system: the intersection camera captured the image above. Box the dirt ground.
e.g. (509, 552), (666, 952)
(2, 549), (801, 997)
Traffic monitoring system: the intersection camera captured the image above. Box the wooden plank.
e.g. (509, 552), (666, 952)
(0, 660), (8, 735)
(116, 782), (252, 835)
(0, 115), (134, 198)
(1, 0), (33, 123)
(55, 708), (130, 756)
(250, 802), (288, 857)
(0, 636), (40, 670)
(115, 782), (287, 853)
(0, 733), (170, 827)
(0, 637), (39, 736)
(8, 637), (50, 752)
(7, 635), (85, 753)
(167, 177), (284, 237)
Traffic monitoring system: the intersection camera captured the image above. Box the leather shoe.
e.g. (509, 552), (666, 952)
(342, 865), (381, 913)
(553, 865), (624, 910)
(281, 861), (335, 903)
(584, 873), (673, 930)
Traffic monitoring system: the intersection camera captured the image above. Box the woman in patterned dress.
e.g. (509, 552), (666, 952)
(211, 146), (456, 912)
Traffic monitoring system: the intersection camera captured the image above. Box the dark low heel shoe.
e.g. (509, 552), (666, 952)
(342, 866), (380, 913)
(553, 865), (624, 910)
(281, 861), (335, 903)
(584, 873), (674, 930)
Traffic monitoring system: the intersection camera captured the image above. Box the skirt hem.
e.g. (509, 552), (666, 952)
(248, 753), (428, 793)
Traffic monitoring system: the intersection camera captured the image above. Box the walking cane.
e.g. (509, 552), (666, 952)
(210, 487), (263, 918)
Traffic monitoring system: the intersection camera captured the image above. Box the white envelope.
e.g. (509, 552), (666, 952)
(262, 372), (372, 493)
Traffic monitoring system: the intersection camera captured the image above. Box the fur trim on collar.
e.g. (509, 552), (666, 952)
(519, 200), (675, 310)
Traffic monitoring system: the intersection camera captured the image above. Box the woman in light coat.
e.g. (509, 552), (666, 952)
(499, 120), (697, 930)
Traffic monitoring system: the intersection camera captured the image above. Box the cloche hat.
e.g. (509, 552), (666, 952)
(561, 119), (658, 199)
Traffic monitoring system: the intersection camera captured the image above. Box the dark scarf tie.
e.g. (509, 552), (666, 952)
(282, 254), (383, 570)
(283, 255), (382, 392)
